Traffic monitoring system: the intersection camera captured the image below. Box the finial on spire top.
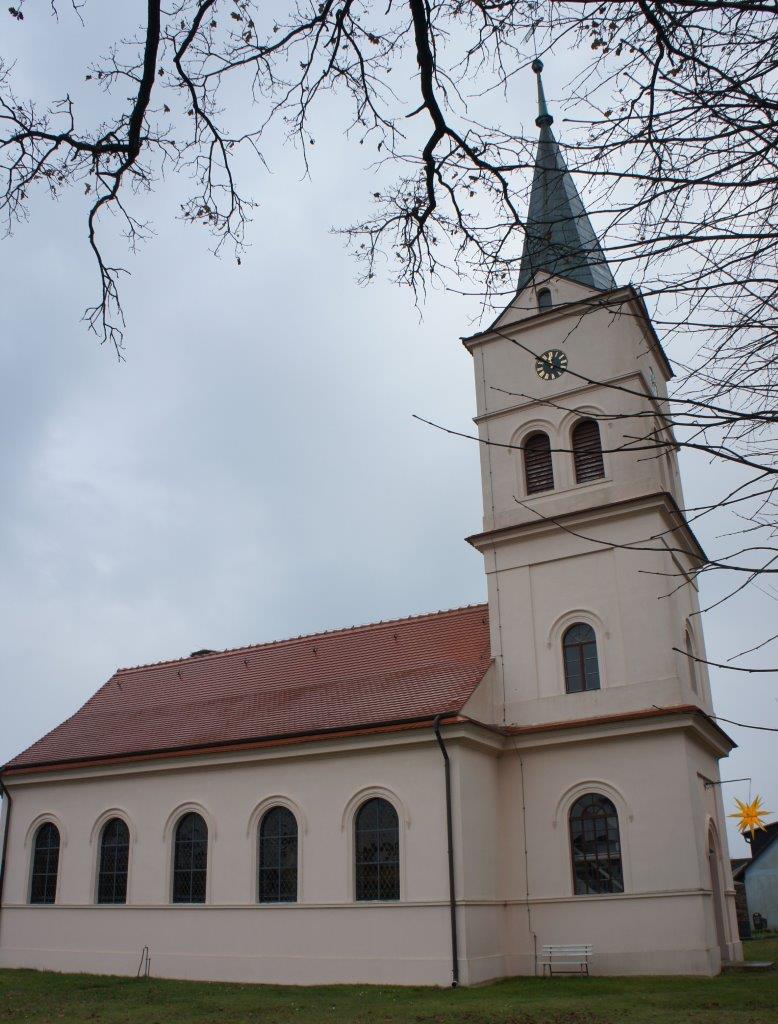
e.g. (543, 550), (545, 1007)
(531, 58), (554, 128)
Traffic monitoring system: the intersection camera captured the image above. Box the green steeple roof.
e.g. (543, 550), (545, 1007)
(516, 60), (616, 294)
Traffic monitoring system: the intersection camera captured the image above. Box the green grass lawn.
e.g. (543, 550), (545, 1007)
(1, 944), (775, 1024)
(746, 935), (778, 961)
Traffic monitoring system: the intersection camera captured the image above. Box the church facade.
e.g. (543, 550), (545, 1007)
(0, 65), (741, 985)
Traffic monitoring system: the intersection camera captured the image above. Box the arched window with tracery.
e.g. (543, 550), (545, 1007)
(97, 817), (130, 904)
(258, 806), (298, 903)
(569, 793), (624, 894)
(355, 797), (400, 902)
(572, 419), (605, 483)
(563, 623), (601, 693)
(523, 431), (554, 495)
(30, 822), (60, 904)
(172, 812), (208, 903)
(537, 287), (553, 311)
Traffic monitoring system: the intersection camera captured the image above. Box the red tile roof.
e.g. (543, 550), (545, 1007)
(5, 605), (491, 772)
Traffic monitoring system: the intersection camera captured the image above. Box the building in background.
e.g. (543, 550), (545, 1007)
(732, 823), (778, 934)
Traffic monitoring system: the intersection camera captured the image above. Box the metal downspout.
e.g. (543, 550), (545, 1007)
(0, 778), (12, 934)
(433, 714), (459, 987)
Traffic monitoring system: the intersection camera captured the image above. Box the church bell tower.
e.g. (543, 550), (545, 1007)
(465, 60), (711, 731)
(460, 63), (741, 973)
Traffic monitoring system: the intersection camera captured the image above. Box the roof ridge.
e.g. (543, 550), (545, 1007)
(4, 714), (474, 775)
(115, 602), (489, 675)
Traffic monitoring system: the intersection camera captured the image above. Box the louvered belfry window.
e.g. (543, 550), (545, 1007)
(97, 817), (130, 904)
(572, 418), (605, 483)
(355, 797), (400, 901)
(569, 793), (624, 895)
(523, 432), (555, 494)
(258, 806), (298, 903)
(30, 822), (60, 904)
(172, 812), (208, 903)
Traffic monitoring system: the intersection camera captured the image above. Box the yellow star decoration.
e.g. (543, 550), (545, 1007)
(729, 795), (772, 837)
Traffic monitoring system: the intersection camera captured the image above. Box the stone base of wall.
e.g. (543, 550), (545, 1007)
(0, 897), (728, 984)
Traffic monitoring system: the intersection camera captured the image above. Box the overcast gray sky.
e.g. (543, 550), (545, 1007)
(1, 6), (774, 858)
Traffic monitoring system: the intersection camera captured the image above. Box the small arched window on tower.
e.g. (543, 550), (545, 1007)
(563, 623), (601, 693)
(537, 287), (553, 312)
(685, 629), (699, 695)
(523, 432), (554, 494)
(572, 419), (605, 483)
(569, 793), (624, 894)
(29, 822), (60, 904)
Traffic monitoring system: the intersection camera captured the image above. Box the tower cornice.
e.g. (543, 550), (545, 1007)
(470, 369), (663, 426)
(466, 490), (707, 566)
(461, 284), (674, 383)
(501, 704), (736, 758)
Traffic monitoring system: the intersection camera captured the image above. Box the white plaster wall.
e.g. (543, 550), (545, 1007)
(514, 895), (718, 975)
(0, 904), (456, 984)
(517, 730), (693, 897)
(469, 284), (676, 536)
(494, 274), (606, 328)
(455, 746), (502, 900)
(0, 722), (735, 982)
(482, 503), (700, 726)
(469, 272), (708, 731)
(504, 726), (737, 974)
(0, 735), (460, 984)
(682, 734), (743, 963)
(467, 275), (734, 977)
(465, 268), (728, 985)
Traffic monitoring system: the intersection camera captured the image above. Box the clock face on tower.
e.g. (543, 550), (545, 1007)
(535, 348), (568, 381)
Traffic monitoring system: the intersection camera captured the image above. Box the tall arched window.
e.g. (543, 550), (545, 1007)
(97, 817), (130, 904)
(258, 806), (298, 903)
(30, 822), (60, 904)
(537, 287), (553, 311)
(355, 797), (399, 902)
(572, 419), (605, 483)
(569, 793), (624, 894)
(523, 432), (555, 495)
(172, 812), (208, 904)
(563, 623), (601, 693)
(685, 629), (699, 694)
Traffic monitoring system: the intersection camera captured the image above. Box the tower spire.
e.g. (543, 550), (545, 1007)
(516, 60), (616, 294)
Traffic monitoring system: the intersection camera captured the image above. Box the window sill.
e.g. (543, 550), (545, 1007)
(521, 475), (612, 503)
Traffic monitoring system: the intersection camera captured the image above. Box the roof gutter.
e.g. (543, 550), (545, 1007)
(433, 714), (459, 987)
(3, 711), (479, 776)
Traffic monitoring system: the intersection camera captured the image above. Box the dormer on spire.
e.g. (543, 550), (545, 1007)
(516, 60), (616, 294)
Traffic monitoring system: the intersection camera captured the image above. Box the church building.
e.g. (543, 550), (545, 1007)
(0, 64), (741, 984)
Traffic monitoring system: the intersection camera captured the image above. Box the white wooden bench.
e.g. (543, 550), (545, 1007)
(539, 944), (592, 976)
